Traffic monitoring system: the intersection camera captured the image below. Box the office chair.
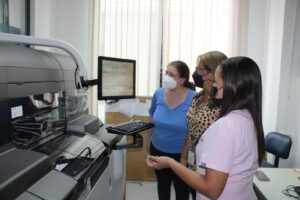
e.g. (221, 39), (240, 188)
(260, 131), (292, 168)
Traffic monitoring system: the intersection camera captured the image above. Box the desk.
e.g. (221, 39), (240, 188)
(253, 168), (300, 200)
(105, 96), (156, 181)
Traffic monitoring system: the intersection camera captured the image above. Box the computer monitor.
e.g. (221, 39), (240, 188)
(98, 56), (136, 100)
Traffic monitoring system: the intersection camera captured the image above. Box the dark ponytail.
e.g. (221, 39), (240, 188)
(184, 81), (196, 91)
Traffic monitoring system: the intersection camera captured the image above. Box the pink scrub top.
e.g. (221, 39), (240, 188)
(195, 109), (258, 200)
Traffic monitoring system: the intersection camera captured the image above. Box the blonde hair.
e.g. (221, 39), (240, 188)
(197, 51), (227, 72)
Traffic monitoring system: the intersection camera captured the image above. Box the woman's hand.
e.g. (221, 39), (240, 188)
(146, 155), (173, 170)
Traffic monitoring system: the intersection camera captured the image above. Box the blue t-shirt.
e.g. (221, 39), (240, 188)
(149, 88), (196, 153)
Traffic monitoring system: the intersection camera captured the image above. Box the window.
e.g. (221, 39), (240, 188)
(0, 0), (30, 35)
(96, 0), (162, 96)
(93, 0), (246, 118)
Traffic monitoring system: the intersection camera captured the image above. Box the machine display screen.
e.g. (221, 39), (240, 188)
(98, 56), (136, 100)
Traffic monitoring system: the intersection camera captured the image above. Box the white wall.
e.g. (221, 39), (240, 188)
(267, 0), (300, 168)
(290, 1), (300, 167)
(30, 0), (52, 39)
(247, 0), (285, 135)
(31, 0), (90, 63)
(277, 0), (300, 167)
(247, 0), (300, 167)
(246, 0), (268, 69)
(30, 0), (97, 115)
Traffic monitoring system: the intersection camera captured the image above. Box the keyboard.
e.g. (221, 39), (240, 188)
(106, 120), (155, 135)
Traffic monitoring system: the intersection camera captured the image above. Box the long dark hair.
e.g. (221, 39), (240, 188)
(168, 61), (195, 90)
(218, 57), (265, 164)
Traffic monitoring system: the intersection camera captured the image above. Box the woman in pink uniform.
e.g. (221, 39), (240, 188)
(146, 56), (265, 200)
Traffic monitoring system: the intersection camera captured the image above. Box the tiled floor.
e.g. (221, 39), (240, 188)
(126, 181), (159, 200)
(126, 181), (191, 200)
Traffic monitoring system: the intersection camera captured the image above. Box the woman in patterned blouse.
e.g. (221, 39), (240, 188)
(180, 51), (227, 200)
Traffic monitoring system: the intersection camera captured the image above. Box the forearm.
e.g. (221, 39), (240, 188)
(168, 159), (226, 200)
(168, 159), (206, 194)
(180, 138), (189, 166)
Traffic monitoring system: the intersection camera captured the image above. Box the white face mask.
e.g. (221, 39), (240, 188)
(162, 75), (177, 89)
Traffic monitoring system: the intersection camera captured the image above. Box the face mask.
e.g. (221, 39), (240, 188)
(192, 71), (204, 88)
(162, 75), (177, 89)
(210, 86), (223, 107)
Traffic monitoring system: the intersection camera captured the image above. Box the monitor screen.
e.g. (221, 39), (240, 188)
(98, 56), (136, 100)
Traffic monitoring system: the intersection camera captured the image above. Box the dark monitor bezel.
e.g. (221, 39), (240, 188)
(98, 56), (136, 100)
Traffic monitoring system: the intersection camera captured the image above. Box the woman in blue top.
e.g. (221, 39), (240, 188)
(147, 60), (196, 200)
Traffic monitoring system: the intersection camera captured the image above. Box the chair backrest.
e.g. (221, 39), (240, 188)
(265, 131), (292, 167)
